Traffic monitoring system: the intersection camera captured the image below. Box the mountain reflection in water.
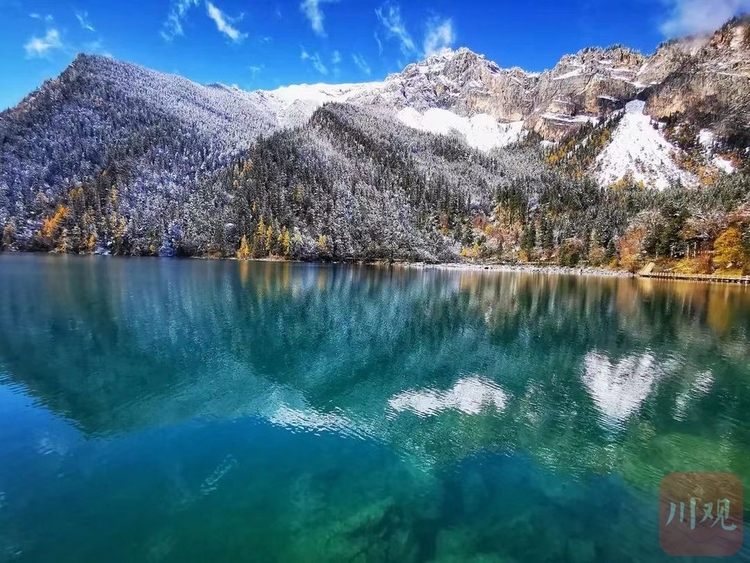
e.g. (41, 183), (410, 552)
(1, 254), (750, 562)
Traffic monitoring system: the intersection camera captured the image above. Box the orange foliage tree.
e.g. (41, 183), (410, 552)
(617, 227), (647, 272)
(713, 227), (746, 270)
(40, 205), (69, 248)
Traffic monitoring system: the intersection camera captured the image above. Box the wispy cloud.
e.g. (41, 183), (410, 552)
(82, 40), (113, 57)
(375, 4), (415, 55)
(24, 28), (63, 58)
(300, 0), (338, 37)
(352, 53), (371, 75)
(30, 13), (54, 22)
(659, 0), (750, 36)
(423, 17), (455, 57)
(301, 49), (328, 75)
(75, 10), (95, 32)
(374, 31), (383, 55)
(162, 0), (200, 41)
(331, 50), (342, 76)
(249, 64), (264, 77)
(206, 1), (247, 42)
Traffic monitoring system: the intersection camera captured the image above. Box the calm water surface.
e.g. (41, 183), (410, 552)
(1, 254), (750, 562)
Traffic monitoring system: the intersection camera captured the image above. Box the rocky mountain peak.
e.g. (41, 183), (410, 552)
(642, 15), (750, 150)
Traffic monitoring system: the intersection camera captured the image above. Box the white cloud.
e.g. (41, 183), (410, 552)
(423, 17), (455, 57)
(206, 2), (247, 42)
(76, 11), (95, 32)
(249, 65), (264, 77)
(352, 53), (371, 75)
(659, 0), (750, 37)
(300, 0), (338, 37)
(24, 28), (63, 58)
(375, 4), (415, 55)
(162, 0), (200, 40)
(301, 49), (328, 75)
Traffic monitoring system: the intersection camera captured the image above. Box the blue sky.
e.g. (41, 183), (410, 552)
(1, 0), (749, 111)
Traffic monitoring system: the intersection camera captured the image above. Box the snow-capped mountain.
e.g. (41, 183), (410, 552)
(1, 16), (749, 263)
(7, 14), (746, 190)
(247, 17), (749, 187)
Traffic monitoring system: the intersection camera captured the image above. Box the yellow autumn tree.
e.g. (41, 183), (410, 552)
(2, 221), (15, 250)
(110, 213), (127, 255)
(618, 226), (647, 273)
(278, 227), (291, 258)
(713, 227), (746, 270)
(265, 224), (274, 254)
(85, 232), (98, 254)
(41, 205), (68, 247)
(318, 234), (329, 256)
(56, 228), (69, 253)
(252, 216), (267, 257)
(236, 235), (251, 260)
(293, 185), (304, 204)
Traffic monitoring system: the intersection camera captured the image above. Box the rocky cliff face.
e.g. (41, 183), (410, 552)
(528, 46), (645, 141)
(349, 48), (537, 122)
(349, 45), (647, 141)
(645, 17), (750, 149)
(345, 16), (750, 146)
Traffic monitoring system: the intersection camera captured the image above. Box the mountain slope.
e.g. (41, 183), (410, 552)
(594, 101), (697, 190)
(249, 18), (750, 189)
(0, 54), (282, 207)
(1, 18), (749, 268)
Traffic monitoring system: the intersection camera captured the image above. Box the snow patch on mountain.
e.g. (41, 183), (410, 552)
(594, 101), (697, 190)
(698, 129), (716, 149)
(397, 107), (524, 151)
(264, 81), (384, 105)
(259, 81), (385, 128)
(713, 156), (736, 174)
(553, 68), (584, 81)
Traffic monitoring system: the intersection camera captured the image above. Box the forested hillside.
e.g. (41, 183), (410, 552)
(2, 20), (750, 274)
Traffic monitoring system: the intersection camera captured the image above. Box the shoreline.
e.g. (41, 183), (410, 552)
(7, 251), (750, 283)
(390, 261), (633, 278)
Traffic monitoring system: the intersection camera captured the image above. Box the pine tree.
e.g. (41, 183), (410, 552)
(70, 226), (82, 254)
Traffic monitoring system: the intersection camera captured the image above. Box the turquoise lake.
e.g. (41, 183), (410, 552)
(1, 254), (750, 562)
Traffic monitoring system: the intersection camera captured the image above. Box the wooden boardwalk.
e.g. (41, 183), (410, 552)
(637, 262), (750, 284)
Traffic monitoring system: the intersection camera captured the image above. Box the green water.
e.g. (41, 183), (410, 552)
(1, 254), (750, 562)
